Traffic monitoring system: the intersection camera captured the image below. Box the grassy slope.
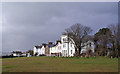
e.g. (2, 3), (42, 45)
(2, 56), (118, 72)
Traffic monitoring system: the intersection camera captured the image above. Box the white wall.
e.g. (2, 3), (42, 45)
(33, 47), (37, 55)
(50, 42), (62, 56)
(34, 46), (45, 56)
(61, 35), (75, 57)
(81, 40), (95, 54)
(61, 35), (68, 57)
(38, 48), (41, 55)
(12, 53), (21, 56)
(41, 46), (45, 55)
(68, 41), (75, 56)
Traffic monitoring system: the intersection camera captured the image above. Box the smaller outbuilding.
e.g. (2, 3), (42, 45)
(11, 51), (22, 57)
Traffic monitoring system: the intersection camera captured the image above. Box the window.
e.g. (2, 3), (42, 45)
(89, 43), (91, 47)
(62, 50), (64, 56)
(63, 38), (67, 42)
(63, 44), (66, 48)
(59, 46), (61, 49)
(71, 50), (72, 54)
(66, 50), (67, 56)
(64, 50), (66, 56)
(70, 43), (72, 47)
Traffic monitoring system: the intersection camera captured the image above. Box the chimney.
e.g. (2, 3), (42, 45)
(42, 43), (46, 47)
(56, 39), (61, 44)
(48, 41), (53, 45)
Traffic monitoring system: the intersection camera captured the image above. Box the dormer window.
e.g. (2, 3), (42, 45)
(63, 38), (67, 42)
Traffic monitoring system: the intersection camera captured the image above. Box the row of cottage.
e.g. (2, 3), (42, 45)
(34, 35), (95, 57)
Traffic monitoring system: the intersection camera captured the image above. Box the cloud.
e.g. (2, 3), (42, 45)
(2, 2), (118, 55)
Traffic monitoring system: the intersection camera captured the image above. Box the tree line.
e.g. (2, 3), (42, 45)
(63, 23), (120, 58)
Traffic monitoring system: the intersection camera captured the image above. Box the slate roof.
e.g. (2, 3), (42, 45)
(47, 44), (56, 48)
(55, 40), (61, 45)
(35, 46), (42, 48)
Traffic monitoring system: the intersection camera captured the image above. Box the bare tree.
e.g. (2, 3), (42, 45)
(63, 23), (92, 56)
(108, 24), (119, 57)
(118, 24), (120, 57)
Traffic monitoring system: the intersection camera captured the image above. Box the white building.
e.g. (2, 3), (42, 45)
(61, 35), (75, 57)
(33, 46), (41, 56)
(33, 44), (46, 56)
(11, 51), (22, 57)
(50, 35), (76, 57)
(81, 40), (95, 54)
(27, 53), (30, 57)
(50, 40), (62, 56)
(33, 35), (95, 57)
(21, 52), (27, 57)
(40, 44), (46, 55)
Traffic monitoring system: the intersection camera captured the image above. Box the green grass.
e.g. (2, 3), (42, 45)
(2, 56), (118, 72)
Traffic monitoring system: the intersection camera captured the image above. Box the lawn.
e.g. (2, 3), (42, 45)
(2, 56), (118, 72)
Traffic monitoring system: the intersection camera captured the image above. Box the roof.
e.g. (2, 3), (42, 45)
(55, 40), (61, 45)
(42, 43), (47, 47)
(45, 40), (61, 48)
(35, 46), (42, 48)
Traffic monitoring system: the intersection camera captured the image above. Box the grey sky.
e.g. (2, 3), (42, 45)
(2, 2), (118, 55)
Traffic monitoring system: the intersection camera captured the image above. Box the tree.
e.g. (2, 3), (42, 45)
(94, 28), (112, 56)
(108, 24), (120, 57)
(27, 50), (34, 56)
(85, 47), (92, 58)
(63, 23), (92, 56)
(118, 24), (120, 57)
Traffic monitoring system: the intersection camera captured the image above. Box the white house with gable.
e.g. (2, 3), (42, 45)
(34, 44), (46, 56)
(81, 40), (95, 54)
(61, 35), (75, 57)
(50, 40), (62, 56)
(50, 35), (76, 57)
(34, 46), (41, 56)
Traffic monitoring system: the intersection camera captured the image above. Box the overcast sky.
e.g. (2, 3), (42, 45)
(2, 2), (118, 55)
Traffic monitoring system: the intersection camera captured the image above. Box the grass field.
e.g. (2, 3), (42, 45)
(2, 56), (118, 72)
